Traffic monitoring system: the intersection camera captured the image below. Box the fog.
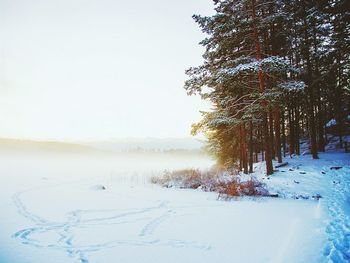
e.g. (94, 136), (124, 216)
(0, 148), (213, 189)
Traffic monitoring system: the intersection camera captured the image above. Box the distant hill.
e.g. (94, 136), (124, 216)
(0, 137), (206, 155)
(83, 137), (204, 152)
(0, 138), (97, 153)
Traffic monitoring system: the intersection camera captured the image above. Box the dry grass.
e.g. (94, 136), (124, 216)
(150, 168), (269, 198)
(150, 169), (216, 189)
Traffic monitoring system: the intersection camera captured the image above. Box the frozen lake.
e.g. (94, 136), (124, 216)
(0, 150), (326, 263)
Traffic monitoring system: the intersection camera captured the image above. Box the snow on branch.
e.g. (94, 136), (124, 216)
(219, 56), (299, 79)
(278, 80), (306, 91)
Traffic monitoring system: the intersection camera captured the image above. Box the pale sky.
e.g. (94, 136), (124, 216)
(0, 0), (213, 141)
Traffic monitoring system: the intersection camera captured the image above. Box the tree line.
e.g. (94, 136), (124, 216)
(185, 0), (349, 175)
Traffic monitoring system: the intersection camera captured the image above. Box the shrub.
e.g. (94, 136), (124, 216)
(150, 169), (202, 189)
(150, 168), (269, 198)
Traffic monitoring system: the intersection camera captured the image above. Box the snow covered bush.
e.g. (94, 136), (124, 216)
(150, 169), (219, 189)
(150, 169), (269, 198)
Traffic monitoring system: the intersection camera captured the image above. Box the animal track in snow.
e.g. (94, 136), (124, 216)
(12, 186), (210, 263)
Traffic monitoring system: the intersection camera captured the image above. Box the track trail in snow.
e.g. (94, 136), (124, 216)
(320, 160), (350, 263)
(276, 154), (350, 263)
(253, 151), (350, 263)
(12, 181), (211, 263)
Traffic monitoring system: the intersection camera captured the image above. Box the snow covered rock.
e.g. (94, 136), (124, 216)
(90, 184), (106, 191)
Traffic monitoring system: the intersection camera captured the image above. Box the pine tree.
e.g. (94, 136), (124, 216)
(185, 0), (348, 174)
(185, 0), (305, 175)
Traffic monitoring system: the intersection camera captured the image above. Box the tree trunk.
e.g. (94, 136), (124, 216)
(295, 104), (300, 155)
(302, 0), (318, 159)
(274, 108), (282, 163)
(313, 28), (325, 152)
(242, 123), (248, 174)
(249, 121), (254, 173)
(281, 109), (286, 157)
(252, 0), (273, 175)
(239, 125), (243, 171)
(269, 110), (275, 160)
(289, 108), (295, 155)
(260, 125), (265, 162)
(335, 56), (343, 148)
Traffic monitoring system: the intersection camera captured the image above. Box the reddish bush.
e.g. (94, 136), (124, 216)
(151, 169), (269, 198)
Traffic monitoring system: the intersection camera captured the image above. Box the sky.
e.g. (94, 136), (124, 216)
(0, 0), (214, 141)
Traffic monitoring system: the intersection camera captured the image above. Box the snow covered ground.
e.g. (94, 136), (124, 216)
(253, 152), (350, 263)
(0, 148), (348, 263)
